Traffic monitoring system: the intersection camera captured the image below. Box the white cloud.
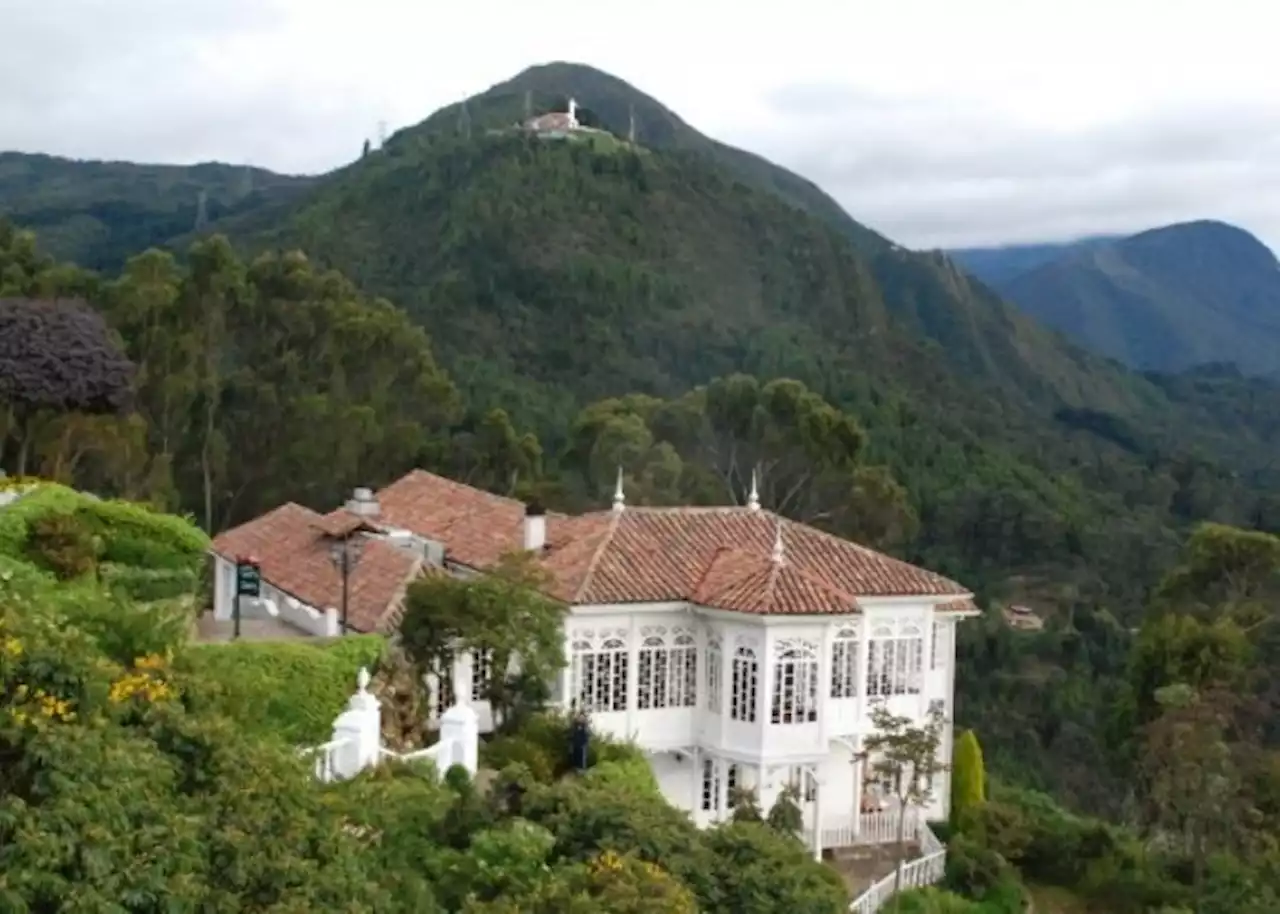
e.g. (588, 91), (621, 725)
(1, 0), (1277, 251)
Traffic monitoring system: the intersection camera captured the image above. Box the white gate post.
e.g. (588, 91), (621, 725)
(330, 667), (382, 779)
(439, 703), (479, 777)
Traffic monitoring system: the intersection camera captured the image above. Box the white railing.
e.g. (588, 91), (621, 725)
(380, 741), (447, 766)
(299, 738), (349, 783)
(848, 819), (947, 914)
(821, 806), (920, 849)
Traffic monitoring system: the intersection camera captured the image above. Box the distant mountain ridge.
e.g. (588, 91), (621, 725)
(0, 151), (312, 270)
(950, 221), (1280, 375)
(948, 236), (1118, 287)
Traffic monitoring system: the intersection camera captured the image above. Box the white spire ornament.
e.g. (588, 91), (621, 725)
(612, 466), (626, 512)
(747, 469), (760, 511)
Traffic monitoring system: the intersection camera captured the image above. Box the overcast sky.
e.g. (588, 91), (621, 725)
(3, 0), (1277, 251)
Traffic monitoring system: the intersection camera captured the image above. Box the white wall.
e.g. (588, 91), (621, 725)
(565, 598), (966, 835)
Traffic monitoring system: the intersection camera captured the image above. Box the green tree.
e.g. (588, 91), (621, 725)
(765, 782), (805, 837)
(950, 729), (986, 832)
(399, 550), (565, 733)
(1138, 685), (1247, 901)
(863, 702), (948, 893)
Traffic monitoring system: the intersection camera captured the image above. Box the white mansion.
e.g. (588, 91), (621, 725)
(211, 469), (977, 857)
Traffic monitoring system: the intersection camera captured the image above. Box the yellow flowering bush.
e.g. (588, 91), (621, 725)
(582, 849), (698, 913)
(1, 630), (80, 728)
(107, 653), (175, 705)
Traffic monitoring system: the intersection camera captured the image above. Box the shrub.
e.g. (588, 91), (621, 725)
(99, 563), (198, 602)
(483, 734), (558, 782)
(75, 498), (208, 571)
(173, 635), (386, 745)
(25, 511), (100, 580)
(0, 485), (207, 576)
(504, 710), (646, 780)
(0, 484), (85, 558)
(0, 554), (56, 594)
(944, 833), (1020, 901)
(951, 729), (987, 832)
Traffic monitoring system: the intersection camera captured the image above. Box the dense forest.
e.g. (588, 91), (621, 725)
(2, 60), (1280, 911)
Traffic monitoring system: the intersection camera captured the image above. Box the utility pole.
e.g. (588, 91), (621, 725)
(628, 103), (637, 143)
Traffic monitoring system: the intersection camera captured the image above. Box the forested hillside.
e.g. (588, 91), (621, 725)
(191, 64), (1280, 610)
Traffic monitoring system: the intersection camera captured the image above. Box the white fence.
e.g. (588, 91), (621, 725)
(298, 668), (479, 783)
(821, 806), (922, 849)
(848, 816), (947, 914)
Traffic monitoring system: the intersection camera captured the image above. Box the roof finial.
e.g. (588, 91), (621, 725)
(612, 466), (626, 512)
(771, 519), (785, 565)
(356, 667), (371, 693)
(747, 468), (760, 511)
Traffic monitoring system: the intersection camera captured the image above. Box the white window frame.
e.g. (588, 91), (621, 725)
(831, 626), (860, 698)
(771, 638), (819, 725)
(730, 641), (759, 723)
(571, 632), (629, 713)
(707, 634), (723, 713)
(866, 622), (924, 697)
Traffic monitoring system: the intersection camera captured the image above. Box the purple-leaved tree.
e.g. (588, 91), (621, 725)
(0, 298), (135, 476)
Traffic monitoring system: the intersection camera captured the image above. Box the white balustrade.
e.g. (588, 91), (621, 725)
(297, 667), (479, 784)
(847, 817), (947, 913)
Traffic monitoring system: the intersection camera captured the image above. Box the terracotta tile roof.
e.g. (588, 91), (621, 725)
(214, 471), (970, 623)
(210, 503), (422, 633)
(538, 508), (969, 614)
(369, 469), (537, 569)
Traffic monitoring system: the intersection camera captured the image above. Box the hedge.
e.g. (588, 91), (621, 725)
(0, 483), (208, 574)
(175, 635), (387, 745)
(99, 563), (200, 603)
(76, 498), (208, 571)
(0, 484), (85, 559)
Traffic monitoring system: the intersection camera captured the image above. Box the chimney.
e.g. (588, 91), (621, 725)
(347, 486), (380, 519)
(524, 501), (547, 551)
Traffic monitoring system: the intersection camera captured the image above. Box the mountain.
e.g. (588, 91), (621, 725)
(958, 221), (1280, 375)
(948, 236), (1117, 287)
(6, 61), (1280, 606)
(0, 151), (312, 271)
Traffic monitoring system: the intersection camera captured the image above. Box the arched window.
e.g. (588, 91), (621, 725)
(670, 632), (697, 707)
(638, 633), (669, 709)
(866, 621), (924, 697)
(830, 626), (859, 698)
(730, 643), (758, 722)
(572, 633), (628, 712)
(771, 639), (819, 724)
(706, 634), (723, 713)
(638, 628), (698, 709)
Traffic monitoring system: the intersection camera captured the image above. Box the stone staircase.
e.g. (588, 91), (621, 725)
(827, 841), (919, 897)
